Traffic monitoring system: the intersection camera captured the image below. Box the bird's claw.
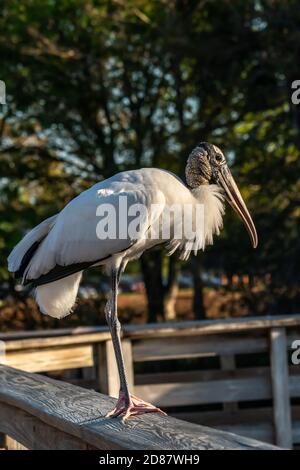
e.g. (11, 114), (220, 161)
(106, 392), (166, 422)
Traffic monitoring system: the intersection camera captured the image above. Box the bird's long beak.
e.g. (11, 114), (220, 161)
(218, 165), (258, 248)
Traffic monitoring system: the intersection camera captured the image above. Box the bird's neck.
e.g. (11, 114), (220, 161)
(191, 184), (225, 247)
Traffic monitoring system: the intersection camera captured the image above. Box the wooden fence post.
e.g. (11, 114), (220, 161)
(220, 354), (238, 413)
(97, 339), (134, 397)
(270, 327), (292, 448)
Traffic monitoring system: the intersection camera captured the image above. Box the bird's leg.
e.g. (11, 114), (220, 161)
(105, 267), (166, 421)
(105, 267), (130, 404)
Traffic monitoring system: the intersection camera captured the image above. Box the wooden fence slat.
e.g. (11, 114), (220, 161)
(0, 365), (278, 450)
(270, 327), (293, 448)
(124, 314), (300, 339)
(0, 325), (110, 342)
(135, 375), (272, 407)
(135, 366), (273, 385)
(2, 314), (300, 344)
(4, 345), (94, 373)
(3, 331), (111, 351)
(133, 334), (268, 362)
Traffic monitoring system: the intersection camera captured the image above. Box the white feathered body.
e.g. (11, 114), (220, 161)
(8, 168), (225, 319)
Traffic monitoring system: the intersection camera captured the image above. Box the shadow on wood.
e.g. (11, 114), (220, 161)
(0, 365), (279, 450)
(1, 314), (299, 448)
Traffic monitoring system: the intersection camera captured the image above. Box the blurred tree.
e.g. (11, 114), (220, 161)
(0, 0), (299, 321)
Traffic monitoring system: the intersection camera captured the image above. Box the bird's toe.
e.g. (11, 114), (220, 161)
(106, 392), (166, 422)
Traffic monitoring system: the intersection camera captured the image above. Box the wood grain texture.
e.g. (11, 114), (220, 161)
(1, 401), (96, 450)
(0, 365), (278, 450)
(0, 315), (299, 448)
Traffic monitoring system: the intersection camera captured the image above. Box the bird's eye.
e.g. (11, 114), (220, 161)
(215, 154), (223, 163)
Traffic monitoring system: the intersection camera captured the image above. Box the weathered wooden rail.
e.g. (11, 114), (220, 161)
(1, 314), (300, 448)
(0, 365), (278, 450)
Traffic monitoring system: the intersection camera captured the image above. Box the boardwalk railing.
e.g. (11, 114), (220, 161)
(0, 365), (278, 450)
(1, 314), (300, 448)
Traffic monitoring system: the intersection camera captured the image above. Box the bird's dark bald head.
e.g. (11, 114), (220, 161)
(185, 142), (226, 188)
(185, 141), (258, 249)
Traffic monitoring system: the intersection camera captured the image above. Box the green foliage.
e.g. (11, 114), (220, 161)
(0, 0), (299, 312)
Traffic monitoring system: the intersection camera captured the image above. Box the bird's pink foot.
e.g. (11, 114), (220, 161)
(106, 391), (166, 422)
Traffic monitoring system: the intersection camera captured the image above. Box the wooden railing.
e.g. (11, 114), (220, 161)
(0, 365), (278, 450)
(1, 314), (300, 448)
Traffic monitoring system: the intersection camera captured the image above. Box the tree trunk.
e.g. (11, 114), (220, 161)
(191, 258), (206, 320)
(163, 256), (180, 321)
(140, 249), (165, 322)
(140, 250), (180, 323)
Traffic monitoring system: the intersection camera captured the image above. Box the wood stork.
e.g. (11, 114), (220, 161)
(8, 142), (257, 420)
